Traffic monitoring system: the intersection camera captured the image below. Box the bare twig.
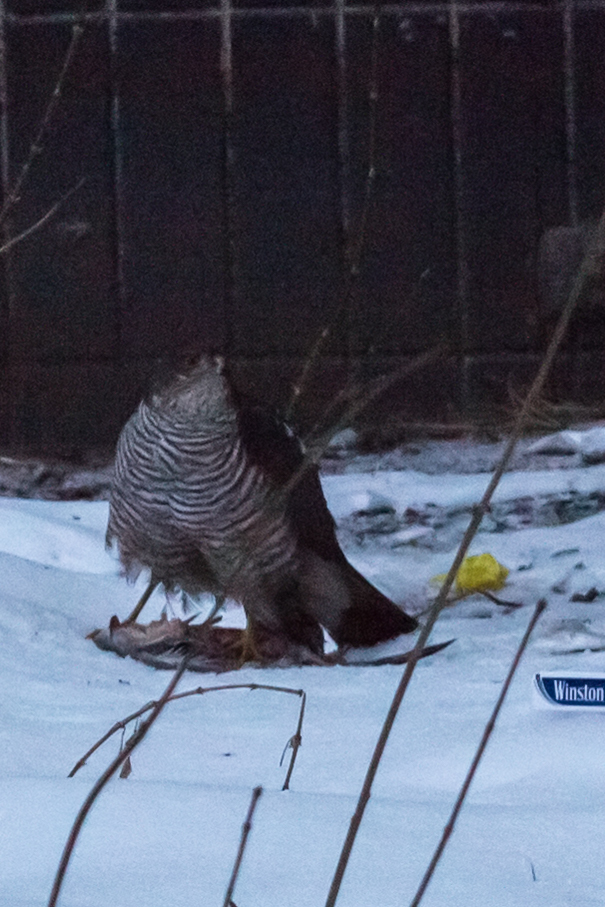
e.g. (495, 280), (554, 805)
(302, 344), (447, 471)
(48, 657), (189, 907)
(409, 598), (546, 907)
(222, 786), (263, 907)
(287, 11), (382, 419)
(0, 176), (85, 255)
(323, 196), (605, 907)
(480, 589), (523, 610)
(68, 682), (306, 790)
(0, 23), (84, 229)
(280, 689), (306, 791)
(280, 345), (446, 506)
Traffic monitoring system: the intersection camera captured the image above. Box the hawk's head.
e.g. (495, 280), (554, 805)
(150, 353), (234, 422)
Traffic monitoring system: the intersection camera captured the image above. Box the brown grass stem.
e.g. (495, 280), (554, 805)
(280, 689), (306, 791)
(47, 657), (189, 907)
(302, 344), (447, 468)
(0, 23), (84, 229)
(323, 195), (605, 907)
(408, 598), (546, 907)
(0, 176), (85, 254)
(280, 345), (446, 510)
(221, 786), (263, 907)
(68, 682), (306, 791)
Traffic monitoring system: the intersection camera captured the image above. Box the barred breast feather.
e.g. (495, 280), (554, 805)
(107, 355), (418, 654)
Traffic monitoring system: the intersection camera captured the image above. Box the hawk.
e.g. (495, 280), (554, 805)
(106, 355), (417, 660)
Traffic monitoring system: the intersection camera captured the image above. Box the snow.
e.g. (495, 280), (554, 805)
(2, 439), (605, 907)
(528, 426), (605, 464)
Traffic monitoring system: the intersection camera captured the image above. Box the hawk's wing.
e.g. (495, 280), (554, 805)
(234, 399), (346, 564)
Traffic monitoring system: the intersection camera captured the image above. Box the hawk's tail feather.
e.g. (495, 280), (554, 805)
(333, 567), (418, 648)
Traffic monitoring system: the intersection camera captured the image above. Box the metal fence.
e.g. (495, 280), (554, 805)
(1, 0), (604, 454)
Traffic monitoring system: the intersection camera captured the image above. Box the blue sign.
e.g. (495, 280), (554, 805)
(535, 674), (605, 707)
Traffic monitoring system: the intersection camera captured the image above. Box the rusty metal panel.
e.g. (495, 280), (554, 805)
(116, 17), (226, 360)
(345, 11), (454, 357)
(458, 10), (567, 355)
(6, 19), (116, 363)
(230, 13), (341, 357)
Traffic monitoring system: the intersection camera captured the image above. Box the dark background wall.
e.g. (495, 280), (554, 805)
(0, 0), (604, 456)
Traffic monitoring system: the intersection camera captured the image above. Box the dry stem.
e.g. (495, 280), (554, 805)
(323, 194), (605, 907)
(408, 598), (546, 906)
(302, 344), (447, 472)
(47, 657), (189, 907)
(68, 682), (306, 792)
(221, 786), (263, 907)
(280, 687), (306, 791)
(0, 24), (84, 229)
(0, 176), (85, 255)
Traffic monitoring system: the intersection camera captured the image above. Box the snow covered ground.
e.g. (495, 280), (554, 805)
(2, 433), (605, 907)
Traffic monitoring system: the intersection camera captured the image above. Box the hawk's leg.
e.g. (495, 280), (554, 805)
(199, 593), (226, 627)
(230, 614), (323, 666)
(125, 579), (159, 624)
(234, 616), (264, 666)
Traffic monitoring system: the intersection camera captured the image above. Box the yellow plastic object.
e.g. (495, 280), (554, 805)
(432, 553), (509, 596)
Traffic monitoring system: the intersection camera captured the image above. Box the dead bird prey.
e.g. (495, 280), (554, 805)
(103, 354), (417, 665)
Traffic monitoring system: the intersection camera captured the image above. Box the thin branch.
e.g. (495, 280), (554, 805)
(0, 176), (85, 255)
(286, 10), (382, 419)
(323, 193), (605, 907)
(221, 786), (263, 907)
(409, 598), (546, 907)
(480, 589), (523, 610)
(68, 682), (306, 790)
(47, 657), (189, 907)
(279, 345), (446, 506)
(302, 344), (447, 470)
(0, 23), (84, 228)
(280, 689), (306, 791)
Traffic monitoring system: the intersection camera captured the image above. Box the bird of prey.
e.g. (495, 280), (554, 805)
(106, 354), (417, 661)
